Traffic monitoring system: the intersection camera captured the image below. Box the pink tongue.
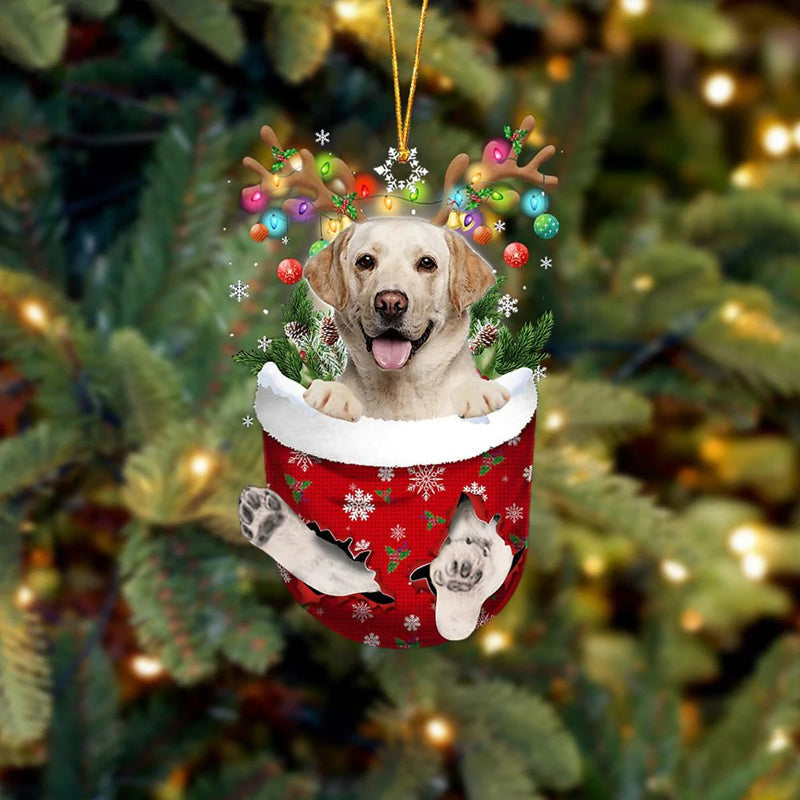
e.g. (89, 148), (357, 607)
(372, 337), (413, 370)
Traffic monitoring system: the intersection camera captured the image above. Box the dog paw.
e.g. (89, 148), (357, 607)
(303, 380), (364, 422)
(451, 379), (510, 418)
(238, 486), (286, 547)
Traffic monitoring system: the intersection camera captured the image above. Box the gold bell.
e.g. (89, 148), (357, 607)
(446, 210), (461, 229)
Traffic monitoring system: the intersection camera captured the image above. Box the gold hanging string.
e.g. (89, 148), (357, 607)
(385, 0), (429, 163)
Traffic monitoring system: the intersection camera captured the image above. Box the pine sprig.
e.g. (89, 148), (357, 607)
(282, 280), (315, 329)
(233, 339), (303, 382)
(490, 310), (555, 375)
(469, 274), (507, 336)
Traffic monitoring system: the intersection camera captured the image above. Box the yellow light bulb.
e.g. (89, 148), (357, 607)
(272, 174), (281, 188)
(15, 585), (35, 609)
(424, 716), (454, 746)
(188, 451), (215, 478)
(702, 72), (736, 107)
(762, 123), (792, 157)
(20, 299), (48, 331)
(334, 0), (361, 21)
(731, 164), (755, 188)
(741, 552), (767, 581)
(582, 554), (606, 577)
(661, 559), (689, 584)
(131, 654), (164, 679)
(681, 608), (704, 633)
(620, 0), (649, 16)
(383, 196), (394, 210)
(288, 153), (303, 172)
(481, 629), (512, 655)
(721, 301), (743, 322)
(544, 410), (566, 431)
(729, 524), (758, 554)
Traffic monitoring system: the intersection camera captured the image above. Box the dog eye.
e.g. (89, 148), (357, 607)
(356, 254), (376, 270)
(417, 256), (437, 272)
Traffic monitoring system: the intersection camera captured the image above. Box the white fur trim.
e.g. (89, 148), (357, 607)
(254, 363), (537, 468)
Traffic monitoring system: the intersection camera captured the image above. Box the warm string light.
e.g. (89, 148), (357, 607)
(187, 450), (216, 479)
(582, 554), (606, 577)
(731, 163), (756, 188)
(681, 608), (704, 633)
(762, 123), (792, 157)
(544, 410), (566, 431)
(729, 524), (759, 554)
(619, 0), (649, 16)
(793, 122), (800, 149)
(424, 715), (454, 746)
(130, 654), (165, 679)
(632, 274), (654, 293)
(15, 585), (35, 609)
(20, 299), (49, 331)
(702, 72), (736, 107)
(767, 728), (792, 753)
(741, 552), (768, 581)
(480, 628), (512, 655)
(333, 0), (363, 21)
(661, 559), (689, 584)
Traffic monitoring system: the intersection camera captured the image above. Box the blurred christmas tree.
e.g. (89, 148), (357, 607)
(2, 0), (800, 798)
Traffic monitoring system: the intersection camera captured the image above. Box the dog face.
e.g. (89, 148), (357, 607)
(305, 218), (494, 372)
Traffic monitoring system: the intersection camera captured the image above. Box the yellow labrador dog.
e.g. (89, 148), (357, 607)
(302, 217), (511, 421)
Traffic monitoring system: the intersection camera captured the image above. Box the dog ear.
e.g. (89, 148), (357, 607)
(445, 229), (496, 316)
(304, 224), (355, 310)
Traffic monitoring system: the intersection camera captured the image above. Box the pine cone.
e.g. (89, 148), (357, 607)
(470, 322), (498, 352)
(284, 321), (310, 345)
(319, 315), (340, 346)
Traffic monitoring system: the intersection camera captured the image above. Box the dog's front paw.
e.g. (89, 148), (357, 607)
(451, 379), (511, 418)
(303, 380), (364, 422)
(239, 486), (286, 547)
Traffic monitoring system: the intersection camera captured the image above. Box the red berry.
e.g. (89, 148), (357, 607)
(277, 258), (303, 284)
(503, 242), (529, 269)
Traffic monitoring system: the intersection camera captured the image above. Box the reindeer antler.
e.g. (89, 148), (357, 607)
(431, 115), (558, 226)
(243, 126), (362, 223)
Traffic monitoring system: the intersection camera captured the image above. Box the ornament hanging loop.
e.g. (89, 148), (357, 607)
(385, 0), (429, 161)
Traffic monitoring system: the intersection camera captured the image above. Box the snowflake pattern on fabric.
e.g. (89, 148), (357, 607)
(363, 633), (381, 647)
(404, 614), (421, 632)
(476, 609), (495, 628)
(343, 487), (375, 521)
(497, 293), (518, 318)
(352, 601), (373, 622)
(288, 450), (318, 473)
(390, 524), (406, 541)
(378, 466), (395, 482)
(354, 539), (371, 552)
(257, 336), (271, 352)
(374, 147), (429, 192)
(523, 464), (533, 483)
(505, 503), (524, 523)
(315, 129), (330, 146)
(462, 482), (488, 502)
(276, 564), (292, 584)
(229, 280), (250, 302)
(407, 465), (446, 501)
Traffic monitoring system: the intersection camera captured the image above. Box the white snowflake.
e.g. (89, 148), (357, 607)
(501, 475), (509, 483)
(242, 415), (254, 427)
(276, 564), (292, 583)
(533, 364), (547, 382)
(505, 503), (524, 523)
(497, 293), (518, 318)
(352, 601), (373, 622)
(476, 609), (495, 628)
(257, 335), (272, 352)
(508, 435), (521, 446)
(354, 539), (371, 552)
(407, 465), (446, 501)
(404, 614), (421, 632)
(462, 482), (488, 502)
(540, 256), (553, 269)
(363, 632), (381, 647)
(390, 524), (406, 541)
(229, 279), (250, 303)
(343, 487), (375, 521)
(378, 466), (395, 482)
(493, 220), (506, 232)
(374, 147), (429, 193)
(288, 449), (318, 473)
(281, 236), (290, 245)
(315, 129), (331, 146)
(523, 464), (533, 483)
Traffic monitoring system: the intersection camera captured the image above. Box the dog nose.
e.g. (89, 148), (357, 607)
(374, 290), (408, 320)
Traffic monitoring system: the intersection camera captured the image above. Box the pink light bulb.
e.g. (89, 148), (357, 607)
(240, 184), (268, 214)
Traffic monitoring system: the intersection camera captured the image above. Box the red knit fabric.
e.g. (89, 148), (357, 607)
(262, 417), (536, 648)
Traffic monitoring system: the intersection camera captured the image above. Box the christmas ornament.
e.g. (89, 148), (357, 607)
(503, 242), (529, 268)
(521, 188), (549, 218)
(534, 213), (560, 239)
(261, 209), (289, 239)
(284, 198), (316, 223)
(309, 239), (329, 257)
(473, 225), (493, 245)
(241, 185), (268, 214)
(460, 210), (483, 232)
(374, 146), (429, 193)
(249, 223), (269, 242)
(277, 258), (303, 285)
